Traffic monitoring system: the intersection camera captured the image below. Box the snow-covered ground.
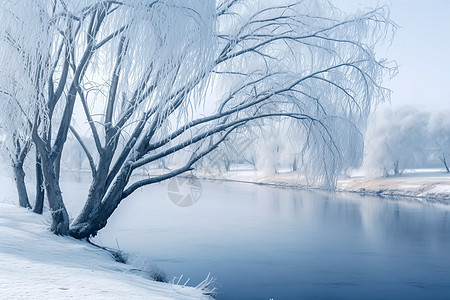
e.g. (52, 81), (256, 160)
(0, 203), (212, 300)
(194, 168), (450, 203)
(338, 169), (450, 202)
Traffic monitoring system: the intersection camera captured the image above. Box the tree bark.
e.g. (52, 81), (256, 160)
(12, 162), (31, 209)
(39, 154), (70, 235)
(33, 153), (45, 214)
(70, 148), (115, 234)
(70, 163), (131, 239)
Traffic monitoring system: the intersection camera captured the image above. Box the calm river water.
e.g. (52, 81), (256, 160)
(83, 178), (450, 300)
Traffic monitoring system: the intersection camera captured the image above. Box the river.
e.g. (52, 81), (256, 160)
(63, 176), (450, 299)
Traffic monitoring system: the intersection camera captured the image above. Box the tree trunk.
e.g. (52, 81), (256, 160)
(70, 163), (131, 239)
(70, 174), (106, 231)
(440, 155), (450, 173)
(393, 160), (400, 175)
(70, 149), (116, 235)
(12, 163), (31, 209)
(54, 151), (62, 183)
(33, 153), (45, 214)
(40, 154), (70, 235)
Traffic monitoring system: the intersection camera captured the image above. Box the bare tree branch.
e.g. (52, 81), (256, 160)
(69, 125), (97, 178)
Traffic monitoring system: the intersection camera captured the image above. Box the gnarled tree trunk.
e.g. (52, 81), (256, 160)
(69, 163), (132, 239)
(42, 166), (69, 235)
(12, 162), (31, 209)
(36, 150), (70, 235)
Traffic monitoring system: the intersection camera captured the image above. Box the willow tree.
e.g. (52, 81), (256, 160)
(0, 0), (396, 237)
(0, 84), (33, 209)
(0, 3), (48, 212)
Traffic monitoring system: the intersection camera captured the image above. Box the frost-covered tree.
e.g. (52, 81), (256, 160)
(427, 112), (450, 172)
(364, 107), (450, 176)
(0, 95), (33, 209)
(0, 0), (396, 237)
(364, 107), (432, 176)
(0, 5), (46, 211)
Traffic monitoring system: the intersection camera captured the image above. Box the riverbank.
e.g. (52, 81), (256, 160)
(0, 203), (212, 300)
(193, 169), (450, 203)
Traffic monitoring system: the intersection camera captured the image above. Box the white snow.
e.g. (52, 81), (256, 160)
(194, 168), (450, 202)
(0, 203), (211, 300)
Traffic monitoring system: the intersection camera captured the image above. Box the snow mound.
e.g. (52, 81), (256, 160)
(0, 203), (211, 300)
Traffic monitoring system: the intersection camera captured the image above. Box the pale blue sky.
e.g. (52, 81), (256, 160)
(334, 0), (450, 109)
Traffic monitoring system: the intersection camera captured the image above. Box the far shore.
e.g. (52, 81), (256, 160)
(66, 167), (450, 203)
(189, 168), (450, 204)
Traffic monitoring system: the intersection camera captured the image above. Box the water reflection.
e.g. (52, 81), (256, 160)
(82, 180), (450, 300)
